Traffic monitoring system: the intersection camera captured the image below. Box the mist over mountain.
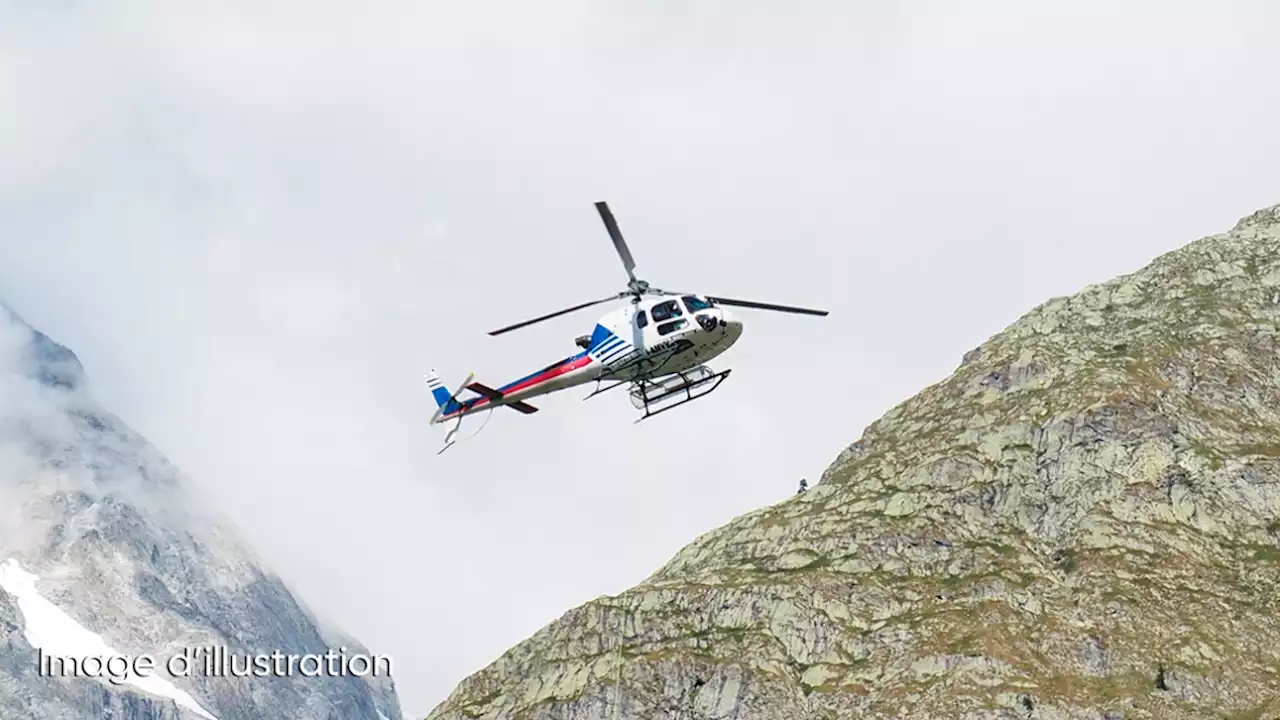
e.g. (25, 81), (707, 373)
(426, 203), (1280, 720)
(0, 302), (404, 720)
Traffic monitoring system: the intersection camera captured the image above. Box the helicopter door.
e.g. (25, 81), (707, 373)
(647, 299), (688, 340)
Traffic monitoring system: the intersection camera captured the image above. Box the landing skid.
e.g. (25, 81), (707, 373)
(629, 366), (731, 422)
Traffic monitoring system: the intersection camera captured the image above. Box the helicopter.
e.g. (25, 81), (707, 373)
(426, 201), (828, 453)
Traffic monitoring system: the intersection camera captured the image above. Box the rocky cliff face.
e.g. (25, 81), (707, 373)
(426, 204), (1280, 720)
(0, 304), (404, 720)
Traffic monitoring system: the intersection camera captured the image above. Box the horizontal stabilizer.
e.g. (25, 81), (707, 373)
(467, 381), (539, 414)
(466, 382), (504, 400)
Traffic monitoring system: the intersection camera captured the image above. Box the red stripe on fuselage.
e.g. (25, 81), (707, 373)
(443, 354), (593, 417)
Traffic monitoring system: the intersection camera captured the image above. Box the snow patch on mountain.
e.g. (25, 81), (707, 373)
(0, 557), (219, 719)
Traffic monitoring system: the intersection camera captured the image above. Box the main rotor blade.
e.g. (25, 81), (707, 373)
(706, 296), (829, 316)
(595, 201), (637, 282)
(488, 294), (623, 336)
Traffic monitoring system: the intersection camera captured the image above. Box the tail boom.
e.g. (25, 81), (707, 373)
(427, 352), (597, 423)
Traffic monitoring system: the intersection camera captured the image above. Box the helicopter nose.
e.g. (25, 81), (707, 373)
(719, 310), (742, 335)
(722, 317), (743, 343)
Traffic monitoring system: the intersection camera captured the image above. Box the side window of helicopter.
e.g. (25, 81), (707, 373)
(635, 310), (648, 329)
(682, 295), (714, 313)
(657, 319), (686, 336)
(650, 300), (682, 323)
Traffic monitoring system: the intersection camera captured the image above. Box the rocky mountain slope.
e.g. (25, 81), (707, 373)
(0, 304), (404, 720)
(426, 203), (1280, 720)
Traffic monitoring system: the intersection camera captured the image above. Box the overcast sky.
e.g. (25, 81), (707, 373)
(2, 1), (1279, 715)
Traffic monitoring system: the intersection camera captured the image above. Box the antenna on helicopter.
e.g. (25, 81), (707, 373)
(486, 202), (829, 337)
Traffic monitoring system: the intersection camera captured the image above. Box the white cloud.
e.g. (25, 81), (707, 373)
(2, 1), (1280, 714)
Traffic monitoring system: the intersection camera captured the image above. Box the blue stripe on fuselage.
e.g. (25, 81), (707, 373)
(595, 337), (623, 355)
(495, 350), (589, 394)
(587, 323), (614, 351)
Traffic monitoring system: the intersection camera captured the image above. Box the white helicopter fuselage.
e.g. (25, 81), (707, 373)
(430, 294), (742, 421)
(585, 295), (743, 382)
